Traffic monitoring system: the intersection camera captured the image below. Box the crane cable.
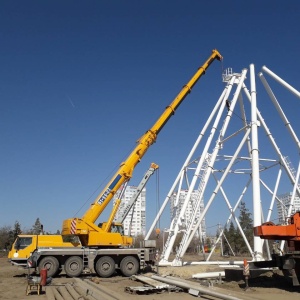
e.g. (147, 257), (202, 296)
(72, 143), (136, 218)
(220, 55), (224, 78)
(155, 167), (161, 237)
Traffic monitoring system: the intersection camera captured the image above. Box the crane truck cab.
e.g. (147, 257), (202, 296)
(8, 234), (81, 267)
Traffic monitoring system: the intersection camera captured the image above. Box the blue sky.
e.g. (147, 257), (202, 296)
(1, 1), (300, 235)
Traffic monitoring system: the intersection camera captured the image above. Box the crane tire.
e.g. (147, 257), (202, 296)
(38, 256), (59, 278)
(95, 256), (116, 278)
(120, 256), (139, 277)
(64, 256), (84, 277)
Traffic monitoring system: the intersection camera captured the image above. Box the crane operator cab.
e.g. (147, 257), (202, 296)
(94, 221), (132, 248)
(98, 222), (125, 235)
(111, 223), (124, 235)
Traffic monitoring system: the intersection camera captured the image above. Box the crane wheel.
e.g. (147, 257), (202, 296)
(64, 256), (84, 277)
(120, 256), (139, 277)
(95, 256), (116, 278)
(38, 256), (59, 278)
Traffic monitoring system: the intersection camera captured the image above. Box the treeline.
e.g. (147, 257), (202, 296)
(222, 201), (254, 256)
(0, 218), (59, 251)
(1, 202), (254, 256)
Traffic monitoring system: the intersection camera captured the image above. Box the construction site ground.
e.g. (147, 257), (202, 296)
(1, 254), (300, 300)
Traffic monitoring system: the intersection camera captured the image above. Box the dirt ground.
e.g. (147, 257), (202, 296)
(1, 254), (300, 300)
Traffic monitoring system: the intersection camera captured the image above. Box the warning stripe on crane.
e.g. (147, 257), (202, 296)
(243, 259), (250, 276)
(71, 219), (76, 234)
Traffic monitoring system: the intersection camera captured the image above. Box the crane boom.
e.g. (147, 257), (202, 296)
(62, 49), (222, 245)
(116, 163), (159, 224)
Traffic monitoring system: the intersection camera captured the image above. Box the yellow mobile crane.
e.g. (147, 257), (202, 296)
(21, 49), (222, 278)
(62, 49), (222, 248)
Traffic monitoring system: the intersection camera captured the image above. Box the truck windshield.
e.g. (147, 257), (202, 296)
(14, 237), (33, 250)
(111, 225), (124, 235)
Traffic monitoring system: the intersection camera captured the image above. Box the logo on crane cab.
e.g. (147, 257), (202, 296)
(97, 174), (122, 205)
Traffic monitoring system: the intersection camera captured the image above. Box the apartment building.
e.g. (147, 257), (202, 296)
(113, 185), (146, 236)
(277, 192), (300, 224)
(170, 190), (206, 240)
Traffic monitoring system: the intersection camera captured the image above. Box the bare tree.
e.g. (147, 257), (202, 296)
(0, 226), (12, 251)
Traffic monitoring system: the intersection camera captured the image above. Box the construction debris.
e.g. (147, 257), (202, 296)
(126, 274), (182, 294)
(132, 274), (170, 288)
(151, 275), (243, 300)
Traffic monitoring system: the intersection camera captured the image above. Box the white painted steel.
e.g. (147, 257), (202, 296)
(259, 72), (300, 150)
(145, 88), (228, 242)
(158, 260), (243, 266)
(207, 178), (252, 261)
(187, 260), (244, 265)
(262, 65), (300, 99)
(174, 70), (249, 264)
(192, 271), (225, 278)
(152, 275), (243, 300)
(266, 169), (282, 222)
(211, 174), (254, 257)
(179, 127), (251, 263)
(156, 86), (230, 264)
(264, 169), (282, 260)
(149, 64), (300, 268)
(250, 64), (263, 261)
(243, 83), (300, 197)
(167, 79), (234, 263)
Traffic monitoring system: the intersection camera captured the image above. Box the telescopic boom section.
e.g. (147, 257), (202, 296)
(62, 49), (222, 234)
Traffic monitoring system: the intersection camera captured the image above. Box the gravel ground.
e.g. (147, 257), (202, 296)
(1, 255), (300, 299)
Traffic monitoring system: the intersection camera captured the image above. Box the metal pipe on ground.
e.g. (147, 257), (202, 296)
(73, 284), (85, 295)
(82, 279), (121, 299)
(185, 261), (244, 265)
(52, 287), (64, 300)
(45, 286), (55, 300)
(192, 271), (225, 278)
(57, 286), (74, 300)
(152, 275), (242, 300)
(73, 285), (95, 300)
(159, 261), (244, 267)
(65, 283), (82, 299)
(74, 278), (121, 300)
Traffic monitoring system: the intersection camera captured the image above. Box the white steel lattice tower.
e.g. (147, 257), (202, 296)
(170, 190), (206, 240)
(114, 186), (146, 236)
(146, 64), (300, 264)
